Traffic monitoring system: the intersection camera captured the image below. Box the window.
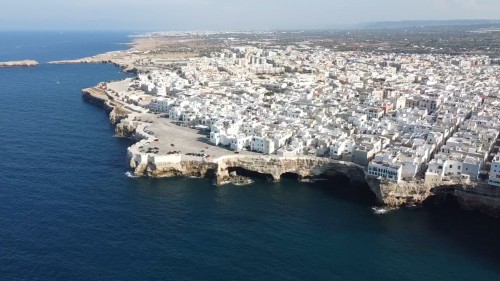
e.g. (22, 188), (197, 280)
(449, 165), (453, 168)
(458, 166), (461, 170)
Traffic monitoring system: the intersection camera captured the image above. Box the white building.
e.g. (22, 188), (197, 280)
(330, 138), (355, 158)
(367, 161), (403, 182)
(251, 136), (275, 154)
(488, 154), (500, 187)
(230, 135), (252, 151)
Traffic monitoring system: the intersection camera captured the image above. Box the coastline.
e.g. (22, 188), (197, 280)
(82, 84), (500, 217)
(76, 35), (500, 217)
(3, 30), (500, 281)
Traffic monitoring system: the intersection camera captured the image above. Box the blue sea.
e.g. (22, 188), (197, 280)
(0, 31), (499, 281)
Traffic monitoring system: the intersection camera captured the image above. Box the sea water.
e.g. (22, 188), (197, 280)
(0, 31), (499, 281)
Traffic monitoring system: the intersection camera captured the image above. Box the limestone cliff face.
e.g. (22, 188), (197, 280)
(215, 156), (366, 184)
(367, 179), (500, 216)
(83, 87), (135, 136)
(367, 179), (475, 207)
(82, 89), (111, 110)
(129, 156), (148, 176)
(452, 185), (500, 216)
(129, 155), (366, 186)
(367, 180), (433, 206)
(147, 161), (217, 178)
(109, 107), (129, 125)
(115, 119), (137, 137)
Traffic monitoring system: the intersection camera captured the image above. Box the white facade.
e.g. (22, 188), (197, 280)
(251, 137), (275, 154)
(367, 161), (402, 182)
(231, 136), (251, 151)
(330, 139), (355, 157)
(489, 154), (500, 187)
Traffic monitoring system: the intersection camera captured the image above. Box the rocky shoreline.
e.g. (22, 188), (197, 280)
(74, 31), (500, 218)
(83, 85), (500, 217)
(50, 58), (137, 73)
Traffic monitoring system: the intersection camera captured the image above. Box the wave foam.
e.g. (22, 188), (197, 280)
(124, 171), (138, 178)
(372, 206), (393, 215)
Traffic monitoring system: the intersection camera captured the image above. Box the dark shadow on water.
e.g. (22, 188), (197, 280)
(227, 167), (274, 180)
(227, 170), (377, 206)
(303, 174), (377, 206)
(281, 172), (301, 180)
(129, 170), (500, 272)
(420, 194), (500, 271)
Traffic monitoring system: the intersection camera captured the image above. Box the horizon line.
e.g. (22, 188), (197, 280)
(1, 18), (500, 33)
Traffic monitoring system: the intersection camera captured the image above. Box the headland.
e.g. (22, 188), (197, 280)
(76, 31), (500, 217)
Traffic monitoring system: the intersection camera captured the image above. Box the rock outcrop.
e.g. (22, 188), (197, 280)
(82, 87), (113, 110)
(147, 160), (217, 178)
(368, 180), (432, 206)
(115, 119), (137, 137)
(367, 178), (500, 216)
(109, 107), (129, 125)
(0, 60), (38, 68)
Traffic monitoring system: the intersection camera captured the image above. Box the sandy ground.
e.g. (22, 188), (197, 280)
(48, 36), (221, 69)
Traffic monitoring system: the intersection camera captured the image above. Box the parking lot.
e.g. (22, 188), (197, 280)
(137, 115), (260, 160)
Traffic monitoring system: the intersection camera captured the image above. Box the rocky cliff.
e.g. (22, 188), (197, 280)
(82, 86), (500, 217)
(147, 160), (217, 178)
(82, 87), (133, 132)
(82, 88), (113, 110)
(109, 107), (129, 125)
(367, 179), (432, 206)
(367, 178), (500, 216)
(128, 154), (366, 186)
(452, 185), (500, 216)
(215, 156), (366, 184)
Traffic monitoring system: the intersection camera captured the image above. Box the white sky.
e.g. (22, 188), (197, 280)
(1, 0), (499, 30)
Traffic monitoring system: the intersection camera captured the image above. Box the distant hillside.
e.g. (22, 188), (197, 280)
(357, 19), (500, 29)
